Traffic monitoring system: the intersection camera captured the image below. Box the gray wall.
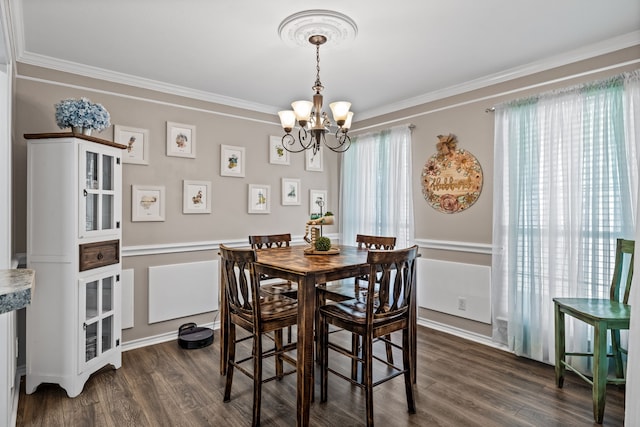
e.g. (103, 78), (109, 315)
(11, 45), (640, 344)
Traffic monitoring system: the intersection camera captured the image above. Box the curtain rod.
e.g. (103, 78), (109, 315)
(485, 107), (495, 113)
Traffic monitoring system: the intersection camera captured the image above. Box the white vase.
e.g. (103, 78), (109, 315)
(72, 126), (93, 136)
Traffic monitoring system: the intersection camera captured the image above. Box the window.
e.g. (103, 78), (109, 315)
(340, 125), (414, 248)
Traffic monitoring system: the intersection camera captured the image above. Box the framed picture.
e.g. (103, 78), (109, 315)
(183, 180), (211, 214)
(166, 121), (196, 158)
(305, 146), (323, 171)
(309, 189), (328, 216)
(248, 184), (271, 214)
(269, 135), (290, 165)
(281, 178), (301, 206)
(132, 185), (165, 222)
(221, 144), (246, 177)
(114, 125), (149, 165)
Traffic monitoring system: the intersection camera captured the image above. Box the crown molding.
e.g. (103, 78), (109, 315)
(357, 31), (640, 120)
(16, 51), (281, 115)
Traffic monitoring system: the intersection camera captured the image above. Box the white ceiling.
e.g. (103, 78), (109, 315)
(7, 0), (640, 120)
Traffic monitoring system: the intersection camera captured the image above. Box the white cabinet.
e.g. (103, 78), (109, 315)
(25, 133), (126, 398)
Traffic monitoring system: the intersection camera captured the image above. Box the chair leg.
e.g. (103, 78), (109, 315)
(402, 328), (416, 414)
(351, 333), (359, 380)
(252, 331), (263, 427)
(223, 324), (236, 402)
(593, 322), (608, 424)
(610, 329), (624, 379)
(220, 293), (229, 376)
(275, 329), (284, 379)
(320, 315), (329, 403)
(554, 304), (565, 388)
(363, 332), (374, 427)
(385, 334), (394, 366)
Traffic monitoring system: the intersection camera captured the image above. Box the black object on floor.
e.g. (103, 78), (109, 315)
(178, 322), (214, 349)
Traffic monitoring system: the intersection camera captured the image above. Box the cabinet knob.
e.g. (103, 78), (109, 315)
(97, 252), (104, 260)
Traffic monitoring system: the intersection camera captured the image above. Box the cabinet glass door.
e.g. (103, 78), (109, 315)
(79, 273), (118, 370)
(79, 143), (120, 238)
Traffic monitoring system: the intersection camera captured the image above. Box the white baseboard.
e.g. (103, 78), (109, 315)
(120, 316), (509, 355)
(417, 317), (509, 352)
(121, 320), (220, 352)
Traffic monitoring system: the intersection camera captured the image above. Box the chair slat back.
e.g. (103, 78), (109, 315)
(365, 245), (418, 321)
(356, 234), (396, 250)
(220, 244), (261, 319)
(249, 233), (292, 249)
(611, 238), (635, 304)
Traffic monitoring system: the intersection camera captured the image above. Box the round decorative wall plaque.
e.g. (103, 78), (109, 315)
(421, 134), (483, 214)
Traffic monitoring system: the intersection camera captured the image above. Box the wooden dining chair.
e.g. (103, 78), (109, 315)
(316, 234), (397, 378)
(553, 238), (634, 424)
(318, 245), (418, 427)
(249, 233), (297, 345)
(219, 244), (298, 427)
(249, 233), (298, 299)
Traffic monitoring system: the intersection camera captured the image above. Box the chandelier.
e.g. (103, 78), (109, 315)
(278, 34), (354, 154)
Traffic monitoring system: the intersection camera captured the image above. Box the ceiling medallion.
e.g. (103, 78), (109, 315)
(278, 10), (358, 48)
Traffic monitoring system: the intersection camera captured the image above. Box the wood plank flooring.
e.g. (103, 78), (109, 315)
(16, 326), (626, 426)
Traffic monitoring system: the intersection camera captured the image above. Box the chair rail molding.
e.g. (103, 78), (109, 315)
(414, 238), (493, 255)
(121, 233), (340, 257)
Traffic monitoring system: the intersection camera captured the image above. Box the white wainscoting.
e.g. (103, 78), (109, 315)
(417, 258), (491, 324)
(148, 260), (218, 324)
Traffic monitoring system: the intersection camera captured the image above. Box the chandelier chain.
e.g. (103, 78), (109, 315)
(314, 42), (323, 93)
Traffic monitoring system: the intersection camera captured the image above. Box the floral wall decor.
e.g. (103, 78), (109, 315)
(421, 134), (483, 214)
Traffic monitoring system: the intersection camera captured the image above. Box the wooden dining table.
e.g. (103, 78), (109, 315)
(219, 244), (417, 427)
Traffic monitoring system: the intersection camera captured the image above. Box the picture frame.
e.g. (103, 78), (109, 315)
(221, 144), (246, 177)
(132, 185), (165, 222)
(269, 135), (290, 165)
(166, 121), (196, 158)
(248, 184), (271, 214)
(281, 178), (301, 206)
(305, 146), (323, 171)
(309, 189), (328, 216)
(183, 180), (211, 214)
(114, 125), (149, 165)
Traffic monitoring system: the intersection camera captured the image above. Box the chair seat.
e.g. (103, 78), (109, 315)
(317, 278), (370, 302)
(232, 294), (297, 324)
(553, 298), (631, 324)
(260, 279), (298, 299)
(319, 298), (405, 327)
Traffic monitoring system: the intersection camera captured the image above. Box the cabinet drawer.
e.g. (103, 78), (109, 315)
(79, 240), (120, 271)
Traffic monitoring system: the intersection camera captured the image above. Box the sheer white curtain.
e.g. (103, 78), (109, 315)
(339, 124), (414, 248)
(492, 71), (640, 365)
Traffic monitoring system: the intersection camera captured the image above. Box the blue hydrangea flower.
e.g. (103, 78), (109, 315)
(54, 97), (111, 131)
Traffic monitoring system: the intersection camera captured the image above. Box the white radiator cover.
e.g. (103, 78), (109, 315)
(417, 258), (491, 324)
(121, 268), (135, 329)
(148, 260), (218, 323)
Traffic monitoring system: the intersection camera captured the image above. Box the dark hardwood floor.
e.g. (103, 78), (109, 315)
(16, 326), (626, 426)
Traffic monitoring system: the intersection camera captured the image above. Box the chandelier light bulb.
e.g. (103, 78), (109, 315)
(343, 111), (354, 131)
(329, 101), (351, 126)
(278, 110), (297, 132)
(291, 100), (313, 123)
